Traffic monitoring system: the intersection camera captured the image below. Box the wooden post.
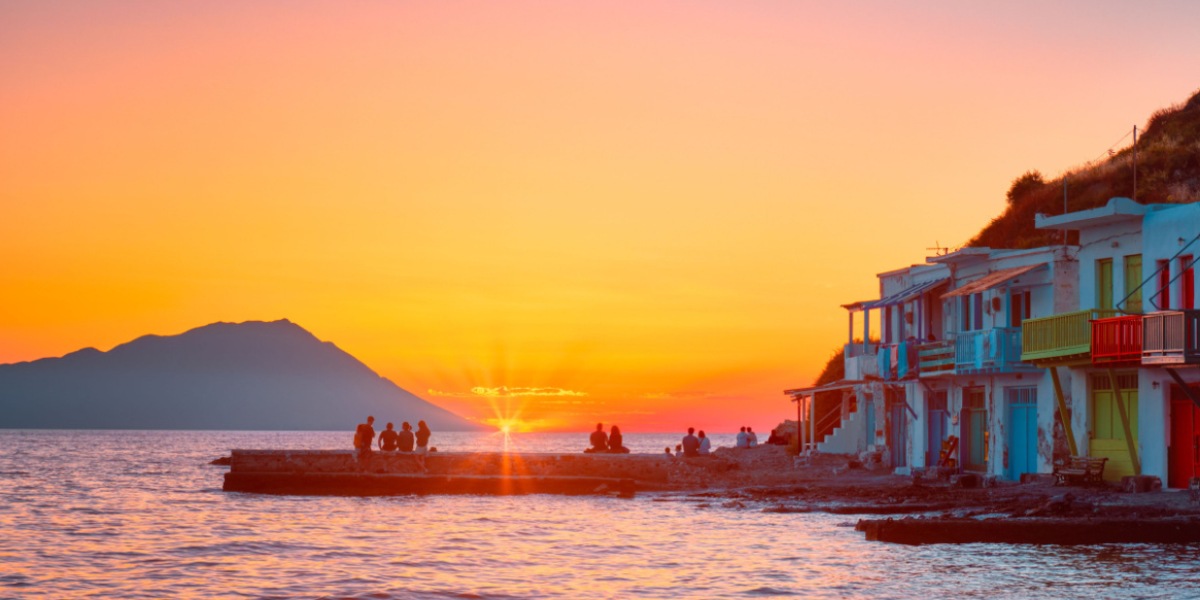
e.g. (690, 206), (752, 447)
(1049, 367), (1078, 456)
(1107, 368), (1141, 475)
(811, 393), (820, 451)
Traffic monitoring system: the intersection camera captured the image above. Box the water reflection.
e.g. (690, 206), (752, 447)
(1, 430), (1198, 599)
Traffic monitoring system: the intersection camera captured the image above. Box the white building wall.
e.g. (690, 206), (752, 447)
(1144, 203), (1200, 310)
(1075, 221), (1143, 310)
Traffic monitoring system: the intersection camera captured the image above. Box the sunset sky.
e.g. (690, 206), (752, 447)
(3, 2), (1199, 431)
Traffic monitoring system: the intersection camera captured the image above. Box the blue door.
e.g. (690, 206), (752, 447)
(926, 390), (949, 467)
(1006, 387), (1038, 481)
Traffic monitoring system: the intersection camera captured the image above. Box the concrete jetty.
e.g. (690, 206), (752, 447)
(222, 450), (700, 496)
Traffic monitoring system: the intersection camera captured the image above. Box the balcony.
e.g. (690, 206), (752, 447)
(955, 327), (1035, 374)
(1021, 309), (1120, 365)
(1091, 315), (1143, 366)
(1143, 310), (1200, 366)
(918, 340), (955, 377)
(876, 341), (920, 380)
(843, 342), (880, 381)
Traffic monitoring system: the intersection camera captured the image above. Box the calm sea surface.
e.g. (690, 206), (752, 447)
(2, 430), (1200, 599)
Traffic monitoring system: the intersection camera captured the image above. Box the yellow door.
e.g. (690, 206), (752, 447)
(1089, 373), (1138, 482)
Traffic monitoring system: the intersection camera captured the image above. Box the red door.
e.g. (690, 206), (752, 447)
(1169, 386), (1200, 489)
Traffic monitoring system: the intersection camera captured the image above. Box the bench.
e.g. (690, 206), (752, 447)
(1053, 456), (1107, 486)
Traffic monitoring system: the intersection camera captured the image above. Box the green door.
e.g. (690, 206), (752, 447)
(1124, 254), (1143, 313)
(1089, 373), (1138, 482)
(962, 388), (988, 472)
(1097, 258), (1114, 310)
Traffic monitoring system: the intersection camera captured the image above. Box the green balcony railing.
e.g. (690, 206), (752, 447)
(1021, 308), (1120, 364)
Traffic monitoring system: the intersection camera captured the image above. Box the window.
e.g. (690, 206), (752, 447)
(1010, 290), (1032, 327)
(1182, 255), (1195, 310)
(1157, 260), (1171, 310)
(972, 293), (983, 330)
(1096, 258), (1114, 310)
(1124, 254), (1142, 313)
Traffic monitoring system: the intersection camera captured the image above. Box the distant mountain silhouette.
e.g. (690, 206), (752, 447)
(0, 319), (488, 431)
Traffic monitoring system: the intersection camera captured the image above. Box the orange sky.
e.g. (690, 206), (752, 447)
(2, 2), (1198, 432)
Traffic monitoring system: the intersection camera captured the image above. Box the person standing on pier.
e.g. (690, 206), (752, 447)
(354, 416), (376, 467)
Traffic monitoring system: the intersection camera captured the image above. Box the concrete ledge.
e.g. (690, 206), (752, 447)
(856, 517), (1200, 545)
(223, 450), (748, 495)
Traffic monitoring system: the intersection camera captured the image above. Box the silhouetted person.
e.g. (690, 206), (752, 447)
(736, 426), (749, 449)
(354, 416), (376, 467)
(397, 421), (415, 452)
(379, 422), (399, 451)
(767, 429), (785, 445)
(675, 444), (683, 457)
(665, 446), (674, 457)
(682, 427), (700, 457)
(587, 422), (607, 453)
(747, 427), (759, 448)
(415, 420), (432, 453)
(697, 430), (711, 455)
(608, 425), (629, 453)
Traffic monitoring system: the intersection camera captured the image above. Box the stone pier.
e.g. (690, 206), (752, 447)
(222, 450), (708, 496)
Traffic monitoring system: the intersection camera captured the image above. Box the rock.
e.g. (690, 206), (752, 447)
(1122, 475), (1162, 493)
(951, 473), (981, 489)
(210, 456), (232, 466)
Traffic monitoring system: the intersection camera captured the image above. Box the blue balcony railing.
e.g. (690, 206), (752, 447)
(954, 327), (1034, 374)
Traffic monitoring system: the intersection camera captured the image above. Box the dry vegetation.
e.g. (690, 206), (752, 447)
(969, 87), (1200, 249)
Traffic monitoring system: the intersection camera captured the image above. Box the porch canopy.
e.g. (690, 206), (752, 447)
(784, 379), (863, 399)
(842, 278), (949, 312)
(942, 264), (1044, 298)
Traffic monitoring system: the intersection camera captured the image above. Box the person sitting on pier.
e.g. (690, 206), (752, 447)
(586, 422), (608, 453)
(747, 427), (759, 448)
(608, 425), (629, 453)
(415, 420), (432, 454)
(378, 422), (399, 452)
(766, 428), (785, 445)
(354, 416), (376, 461)
(681, 427), (700, 457)
(736, 426), (749, 449)
(697, 430), (711, 455)
(397, 421), (415, 452)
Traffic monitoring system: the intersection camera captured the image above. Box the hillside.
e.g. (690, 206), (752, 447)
(971, 87), (1200, 249)
(0, 320), (488, 431)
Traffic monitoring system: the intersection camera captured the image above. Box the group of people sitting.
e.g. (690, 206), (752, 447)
(671, 427), (712, 457)
(585, 423), (630, 453)
(353, 415), (433, 455)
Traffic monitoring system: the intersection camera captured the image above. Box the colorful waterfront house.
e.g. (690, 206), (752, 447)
(1112, 200), (1200, 488)
(1032, 197), (1200, 485)
(912, 246), (1074, 481)
(785, 262), (949, 460)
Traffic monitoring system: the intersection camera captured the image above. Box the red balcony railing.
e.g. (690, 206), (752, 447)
(1091, 315), (1143, 366)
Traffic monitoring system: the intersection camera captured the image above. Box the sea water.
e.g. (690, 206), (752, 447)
(2, 430), (1199, 599)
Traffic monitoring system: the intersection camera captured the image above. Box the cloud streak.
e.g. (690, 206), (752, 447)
(428, 386), (589, 399)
